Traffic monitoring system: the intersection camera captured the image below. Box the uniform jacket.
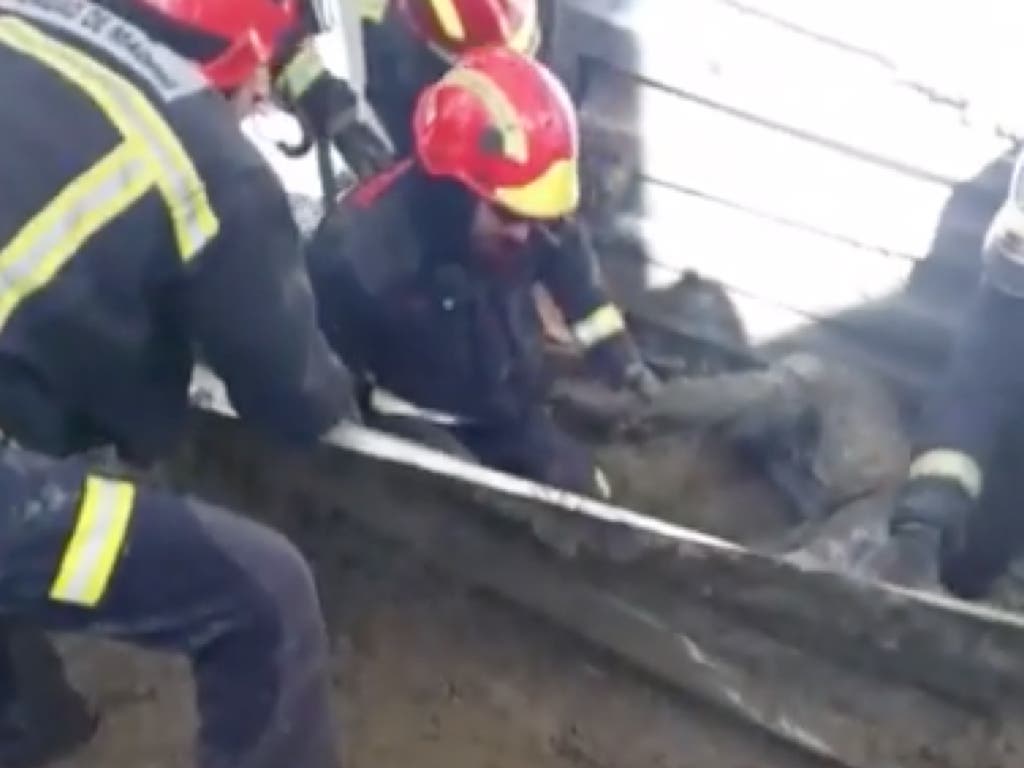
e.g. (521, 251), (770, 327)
(0, 0), (352, 461)
(307, 160), (640, 427)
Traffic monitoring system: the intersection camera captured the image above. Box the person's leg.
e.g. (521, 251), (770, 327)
(942, 413), (1024, 598)
(0, 445), (338, 768)
(0, 621), (96, 768)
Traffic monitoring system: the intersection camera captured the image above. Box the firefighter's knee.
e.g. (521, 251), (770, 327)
(254, 529), (323, 640)
(224, 521), (323, 651)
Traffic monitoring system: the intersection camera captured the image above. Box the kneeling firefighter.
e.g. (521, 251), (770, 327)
(308, 46), (658, 498)
(867, 150), (1024, 595)
(0, 0), (366, 765)
(359, 0), (542, 155)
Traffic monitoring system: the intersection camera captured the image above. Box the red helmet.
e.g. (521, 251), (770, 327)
(413, 46), (579, 220)
(135, 0), (300, 90)
(398, 0), (540, 61)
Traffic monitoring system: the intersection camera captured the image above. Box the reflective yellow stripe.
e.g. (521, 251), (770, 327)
(908, 449), (984, 499)
(359, 0), (389, 23)
(0, 145), (151, 329)
(443, 66), (528, 162)
(428, 0), (466, 42)
(50, 477), (136, 608)
(572, 304), (626, 348)
(0, 18), (218, 261)
(508, 1), (541, 56)
(276, 42), (326, 100)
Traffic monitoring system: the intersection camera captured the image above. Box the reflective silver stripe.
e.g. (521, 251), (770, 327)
(0, 17), (219, 260)
(369, 387), (465, 426)
(572, 304), (626, 348)
(0, 0), (205, 99)
(0, 145), (151, 328)
(908, 449), (984, 499)
(50, 476), (135, 607)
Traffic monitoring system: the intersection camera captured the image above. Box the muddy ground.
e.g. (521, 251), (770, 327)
(40, 423), (823, 768)
(49, 516), (823, 768)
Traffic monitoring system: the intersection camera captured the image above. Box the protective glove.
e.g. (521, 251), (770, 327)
(623, 361), (663, 401)
(860, 475), (974, 590)
(274, 34), (393, 179)
(329, 119), (394, 179)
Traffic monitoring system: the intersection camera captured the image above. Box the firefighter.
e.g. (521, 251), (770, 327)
(0, 0), (364, 765)
(308, 46), (658, 497)
(359, 0), (542, 155)
(865, 151), (1024, 593)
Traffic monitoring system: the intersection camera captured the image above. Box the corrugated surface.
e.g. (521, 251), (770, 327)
(550, 0), (1022, 396)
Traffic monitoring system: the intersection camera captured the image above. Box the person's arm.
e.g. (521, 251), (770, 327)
(909, 280), (1024, 495)
(908, 158), (1024, 500)
(303, 202), (377, 379)
(536, 218), (654, 392)
(184, 164), (359, 445)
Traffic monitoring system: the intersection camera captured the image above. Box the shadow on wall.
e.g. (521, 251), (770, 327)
(761, 146), (1017, 407)
(551, 0), (1020, 411)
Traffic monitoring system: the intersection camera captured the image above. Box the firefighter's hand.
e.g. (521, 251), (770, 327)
(859, 476), (973, 590)
(332, 120), (394, 179)
(624, 362), (663, 401)
(274, 34), (394, 179)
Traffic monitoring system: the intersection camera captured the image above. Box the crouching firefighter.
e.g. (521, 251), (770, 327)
(308, 46), (658, 498)
(866, 150), (1024, 595)
(0, 0), (366, 765)
(358, 0), (542, 155)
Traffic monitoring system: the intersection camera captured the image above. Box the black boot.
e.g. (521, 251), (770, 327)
(0, 625), (97, 768)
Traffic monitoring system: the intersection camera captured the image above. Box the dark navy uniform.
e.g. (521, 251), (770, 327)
(308, 160), (641, 495)
(0, 2), (355, 765)
(911, 152), (1024, 496)
(359, 0), (447, 155)
(877, 151), (1024, 594)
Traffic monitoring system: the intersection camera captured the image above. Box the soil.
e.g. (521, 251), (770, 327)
(36, 428), (827, 768)
(46, 514), (825, 768)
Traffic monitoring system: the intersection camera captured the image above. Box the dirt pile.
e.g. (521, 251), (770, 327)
(48, 514), (827, 768)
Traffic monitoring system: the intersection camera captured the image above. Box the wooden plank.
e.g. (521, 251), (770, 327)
(598, 245), (942, 394)
(701, 0), (1024, 135)
(561, 0), (1024, 139)
(593, 180), (972, 352)
(176, 400), (1024, 768)
(625, 183), (917, 313)
(576, 33), (1015, 192)
(581, 69), (1003, 261)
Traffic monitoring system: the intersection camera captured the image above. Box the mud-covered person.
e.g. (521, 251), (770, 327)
(0, 0), (375, 765)
(867, 150), (1024, 595)
(308, 47), (658, 498)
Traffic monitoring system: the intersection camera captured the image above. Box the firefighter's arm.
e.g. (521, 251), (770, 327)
(537, 219), (658, 395)
(274, 30), (393, 179)
(904, 149), (1024, 504)
(185, 165), (360, 445)
(904, 269), (1024, 515)
(880, 277), (1023, 557)
(303, 204), (377, 378)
